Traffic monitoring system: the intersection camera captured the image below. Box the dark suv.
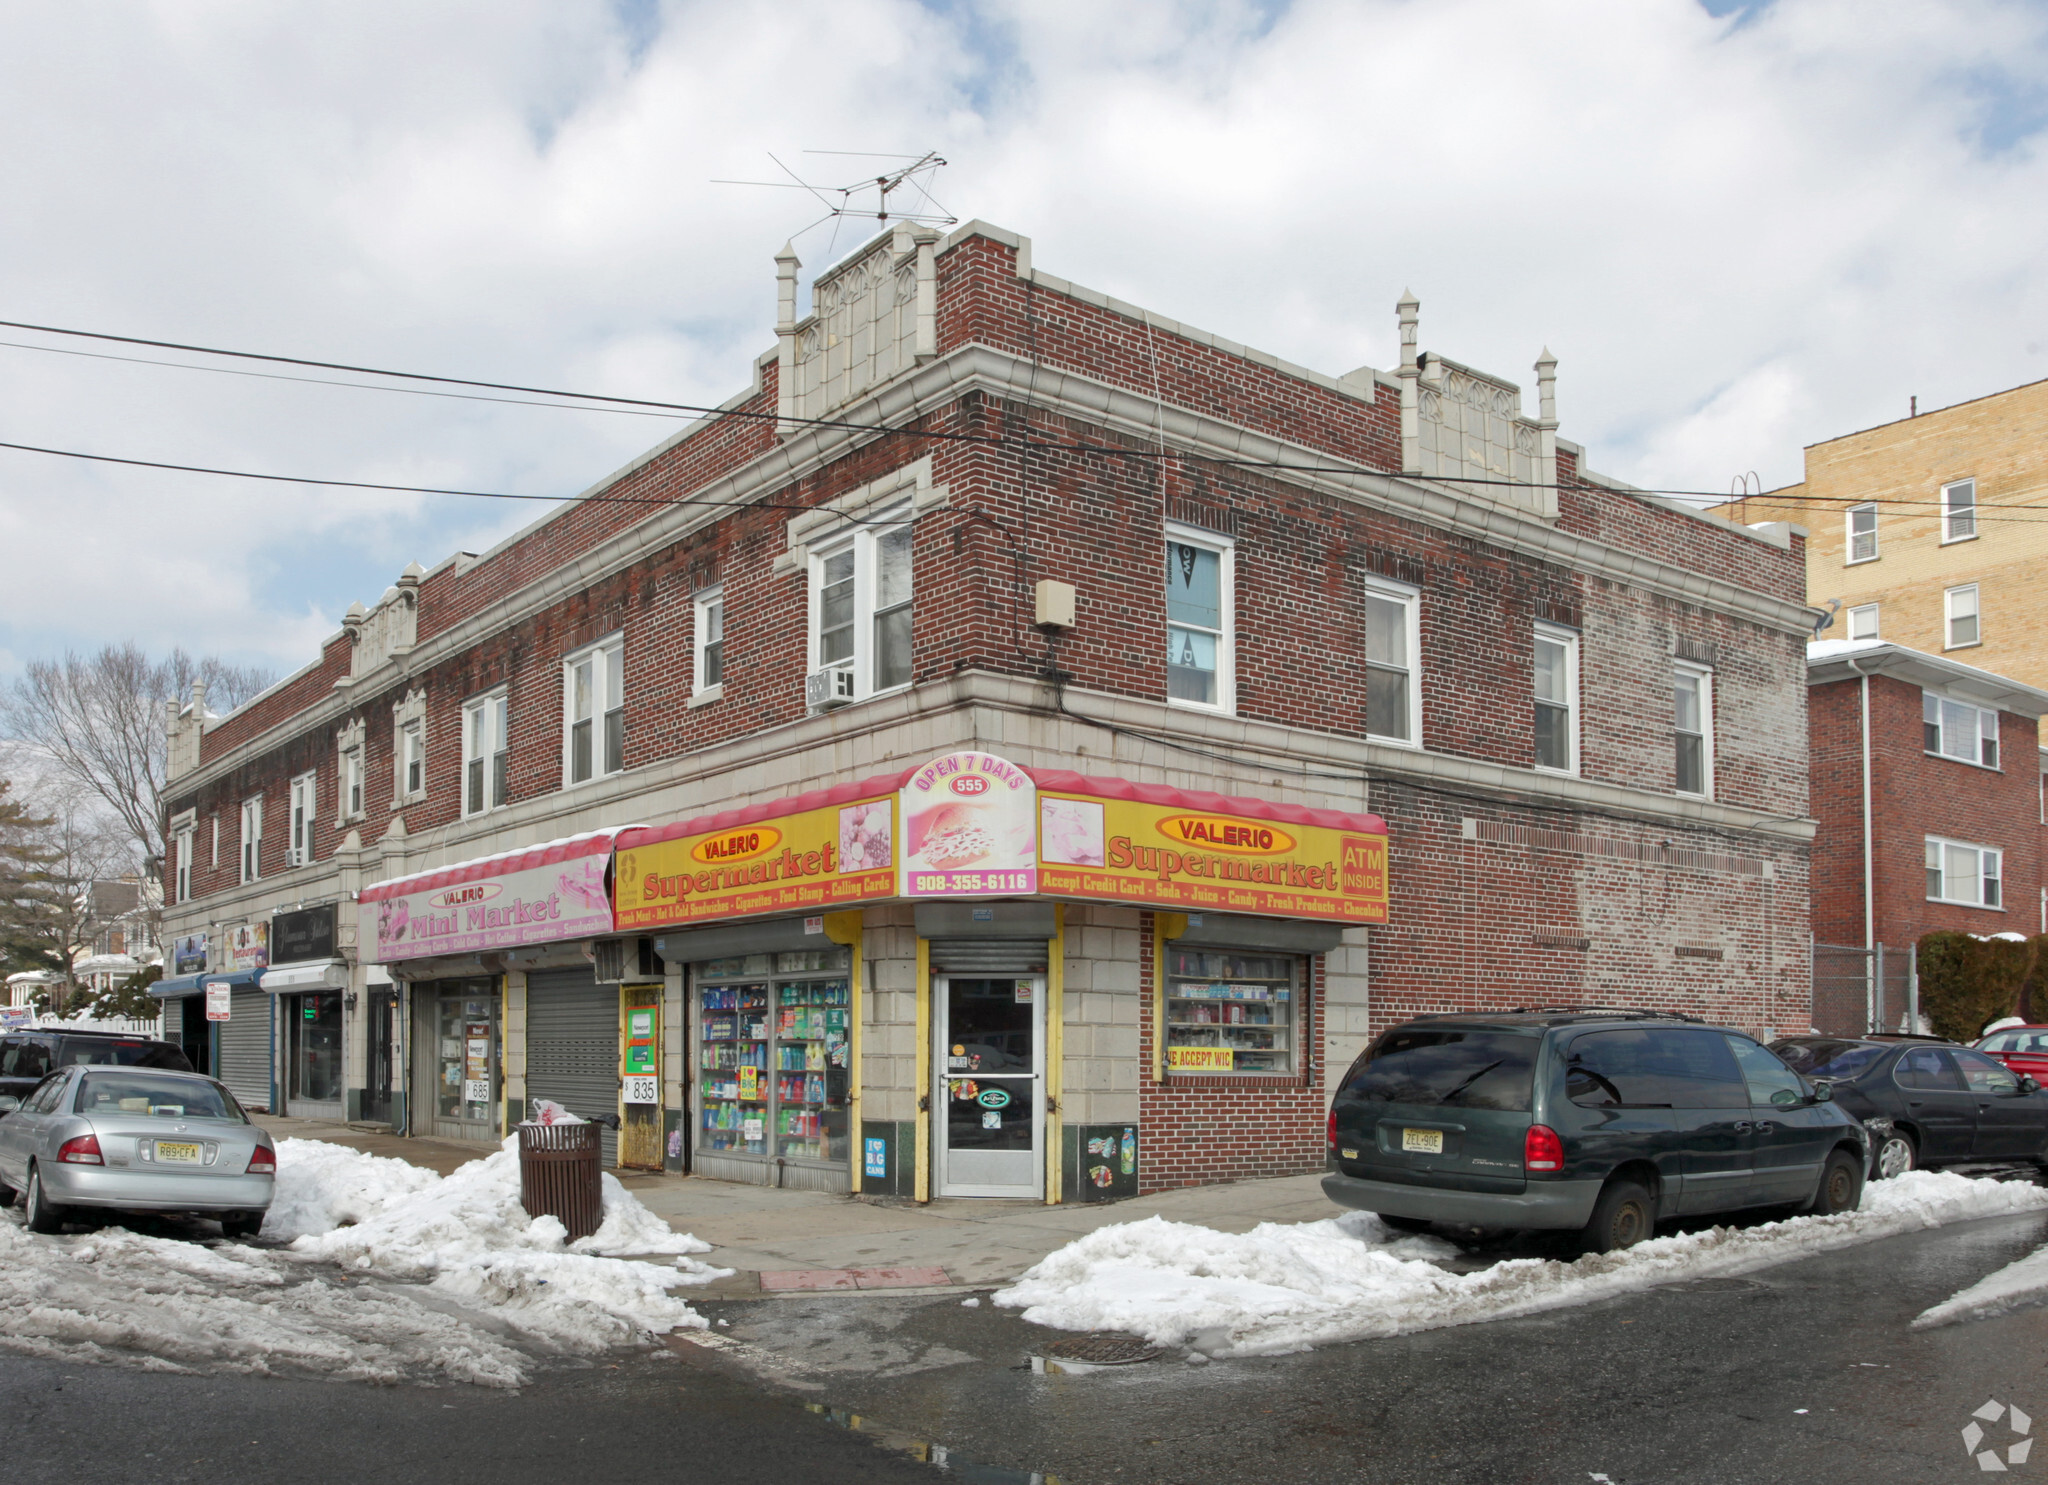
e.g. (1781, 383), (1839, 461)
(1324, 1009), (1869, 1252)
(0, 1030), (193, 1107)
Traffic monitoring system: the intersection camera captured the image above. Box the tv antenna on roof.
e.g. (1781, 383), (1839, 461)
(713, 150), (956, 258)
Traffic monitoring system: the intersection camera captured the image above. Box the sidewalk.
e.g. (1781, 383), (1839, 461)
(254, 1113), (1334, 1298)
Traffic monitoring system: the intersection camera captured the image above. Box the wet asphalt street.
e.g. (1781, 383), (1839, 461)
(3, 1207), (2046, 1485)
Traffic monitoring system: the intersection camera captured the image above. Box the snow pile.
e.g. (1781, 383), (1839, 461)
(263, 1137), (442, 1239)
(1914, 1242), (2048, 1329)
(996, 1172), (2048, 1356)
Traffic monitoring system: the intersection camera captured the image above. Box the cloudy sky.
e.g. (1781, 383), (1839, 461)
(0, 0), (2043, 684)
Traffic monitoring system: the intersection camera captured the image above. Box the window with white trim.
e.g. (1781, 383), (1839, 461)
(1945, 584), (1980, 648)
(1847, 603), (1879, 641)
(341, 745), (364, 820)
(399, 720), (424, 798)
(563, 638), (625, 786)
(239, 797), (263, 884)
(1532, 623), (1578, 773)
(1363, 580), (1420, 746)
(1166, 524), (1233, 712)
(1942, 478), (1977, 543)
(1923, 691), (1999, 768)
(809, 517), (914, 704)
(1846, 503), (1878, 564)
(1674, 664), (1713, 798)
(174, 827), (193, 904)
(1926, 836), (2001, 908)
(287, 771), (317, 867)
(694, 588), (724, 695)
(463, 691), (509, 817)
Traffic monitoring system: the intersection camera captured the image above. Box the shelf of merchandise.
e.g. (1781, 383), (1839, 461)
(1164, 948), (1298, 1075)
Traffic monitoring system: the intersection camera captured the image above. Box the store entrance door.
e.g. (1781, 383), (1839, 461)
(363, 989), (398, 1126)
(416, 981), (501, 1142)
(933, 974), (1045, 1198)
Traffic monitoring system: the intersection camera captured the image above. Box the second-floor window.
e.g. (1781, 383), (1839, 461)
(287, 772), (317, 867)
(1942, 478), (1977, 543)
(239, 797), (263, 883)
(1945, 584), (1980, 649)
(810, 518), (914, 702)
(1846, 503), (1878, 563)
(464, 692), (509, 816)
(1674, 664), (1713, 798)
(342, 746), (364, 820)
(1166, 525), (1233, 712)
(695, 588), (724, 694)
(401, 721), (424, 797)
(1923, 691), (1999, 768)
(1532, 624), (1578, 773)
(1847, 603), (1879, 641)
(1363, 581), (1419, 746)
(174, 829), (193, 904)
(1927, 837), (2001, 908)
(564, 639), (624, 785)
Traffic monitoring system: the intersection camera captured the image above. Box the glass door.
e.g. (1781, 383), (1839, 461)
(934, 974), (1045, 1198)
(422, 982), (499, 1141)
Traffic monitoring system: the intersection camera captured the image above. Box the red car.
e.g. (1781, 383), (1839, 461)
(1975, 1025), (2048, 1081)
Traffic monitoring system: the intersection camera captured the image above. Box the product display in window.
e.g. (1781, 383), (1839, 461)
(1164, 950), (1297, 1074)
(698, 949), (851, 1164)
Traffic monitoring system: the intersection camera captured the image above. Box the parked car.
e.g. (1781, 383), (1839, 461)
(1324, 1009), (1867, 1253)
(0, 1064), (273, 1238)
(1974, 1025), (2048, 1083)
(1770, 1035), (2048, 1178)
(0, 1029), (193, 1106)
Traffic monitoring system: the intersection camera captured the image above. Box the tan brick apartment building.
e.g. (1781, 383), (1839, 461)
(155, 220), (1816, 1202)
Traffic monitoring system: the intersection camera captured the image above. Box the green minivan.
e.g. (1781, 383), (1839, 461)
(1322, 1009), (1870, 1252)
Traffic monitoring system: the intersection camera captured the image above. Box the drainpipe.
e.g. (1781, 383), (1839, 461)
(1846, 660), (1880, 1018)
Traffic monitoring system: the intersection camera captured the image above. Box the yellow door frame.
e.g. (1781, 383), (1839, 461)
(822, 911), (864, 1193)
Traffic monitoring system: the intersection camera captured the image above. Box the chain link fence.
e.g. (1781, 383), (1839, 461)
(1810, 942), (1920, 1037)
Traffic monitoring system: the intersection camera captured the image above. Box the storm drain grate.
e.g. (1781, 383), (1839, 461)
(1038, 1332), (1160, 1366)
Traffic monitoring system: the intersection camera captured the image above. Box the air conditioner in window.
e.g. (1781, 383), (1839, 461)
(806, 667), (856, 710)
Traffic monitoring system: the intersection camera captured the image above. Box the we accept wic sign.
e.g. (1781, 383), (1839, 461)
(361, 833), (618, 963)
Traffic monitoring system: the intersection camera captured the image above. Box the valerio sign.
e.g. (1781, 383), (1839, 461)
(361, 833), (617, 963)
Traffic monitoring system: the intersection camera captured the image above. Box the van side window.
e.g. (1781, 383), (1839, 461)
(1725, 1037), (1805, 1107)
(1565, 1028), (1747, 1109)
(2, 1038), (52, 1081)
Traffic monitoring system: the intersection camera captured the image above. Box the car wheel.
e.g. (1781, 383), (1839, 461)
(1871, 1131), (1917, 1180)
(220, 1212), (264, 1241)
(1579, 1179), (1654, 1255)
(1803, 1148), (1864, 1216)
(1375, 1213), (1434, 1234)
(23, 1166), (68, 1235)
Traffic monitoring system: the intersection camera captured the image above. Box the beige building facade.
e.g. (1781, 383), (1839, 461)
(1724, 378), (2048, 687)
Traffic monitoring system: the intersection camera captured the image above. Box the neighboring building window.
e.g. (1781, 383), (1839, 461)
(239, 797), (263, 884)
(341, 747), (364, 820)
(1674, 664), (1713, 798)
(1926, 837), (2002, 908)
(1532, 623), (1578, 773)
(564, 638), (625, 786)
(1922, 691), (1999, 768)
(1941, 478), (1977, 543)
(695, 588), (725, 694)
(174, 829), (193, 904)
(1945, 584), (1980, 648)
(1845, 503), (1878, 563)
(810, 517), (914, 702)
(1363, 580), (1420, 746)
(401, 721), (424, 797)
(1165, 525), (1233, 711)
(463, 692), (509, 816)
(287, 772), (317, 867)
(1847, 603), (1879, 641)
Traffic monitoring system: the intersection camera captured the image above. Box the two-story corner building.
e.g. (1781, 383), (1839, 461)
(155, 220), (1816, 1203)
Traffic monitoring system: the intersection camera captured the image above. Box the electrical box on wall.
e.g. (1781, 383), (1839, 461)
(1034, 579), (1076, 630)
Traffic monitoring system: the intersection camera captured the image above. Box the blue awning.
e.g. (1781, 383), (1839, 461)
(151, 968), (266, 999)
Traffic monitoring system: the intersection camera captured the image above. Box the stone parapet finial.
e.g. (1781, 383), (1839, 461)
(1396, 290), (1421, 476)
(775, 241), (802, 438)
(1535, 347), (1559, 509)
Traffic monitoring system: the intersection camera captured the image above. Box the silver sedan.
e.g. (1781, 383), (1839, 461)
(0, 1064), (275, 1238)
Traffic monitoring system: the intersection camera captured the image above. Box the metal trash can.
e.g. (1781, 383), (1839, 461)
(517, 1122), (603, 1241)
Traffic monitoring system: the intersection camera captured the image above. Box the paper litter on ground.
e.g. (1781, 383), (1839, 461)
(0, 1135), (728, 1387)
(1913, 1241), (2048, 1329)
(995, 1171), (2048, 1356)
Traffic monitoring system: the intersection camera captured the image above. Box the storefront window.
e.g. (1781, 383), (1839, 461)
(288, 991), (343, 1102)
(698, 948), (850, 1166)
(1163, 949), (1299, 1075)
(438, 992), (498, 1122)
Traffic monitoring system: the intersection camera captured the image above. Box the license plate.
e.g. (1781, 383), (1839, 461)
(1401, 1128), (1444, 1155)
(156, 1141), (202, 1164)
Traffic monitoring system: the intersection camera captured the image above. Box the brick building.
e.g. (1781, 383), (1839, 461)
(156, 220), (1815, 1202)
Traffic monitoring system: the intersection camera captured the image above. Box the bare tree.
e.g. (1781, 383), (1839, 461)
(1, 645), (274, 870)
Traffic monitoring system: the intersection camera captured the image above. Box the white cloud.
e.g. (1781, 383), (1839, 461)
(1, 0), (2044, 679)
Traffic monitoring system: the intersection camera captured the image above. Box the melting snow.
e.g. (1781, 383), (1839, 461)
(1914, 1242), (2048, 1329)
(0, 1136), (727, 1386)
(995, 1171), (2048, 1356)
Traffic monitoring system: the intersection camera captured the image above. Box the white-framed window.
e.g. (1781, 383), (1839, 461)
(1945, 584), (1981, 648)
(174, 828), (194, 904)
(1847, 603), (1879, 641)
(694, 588), (725, 695)
(287, 771), (317, 867)
(341, 746), (364, 820)
(1846, 503), (1878, 564)
(1926, 836), (2002, 908)
(563, 638), (625, 786)
(1674, 664), (1714, 798)
(463, 691), (509, 817)
(400, 720), (424, 798)
(239, 796), (263, 884)
(210, 814), (219, 868)
(1532, 623), (1579, 773)
(1363, 579), (1420, 746)
(1165, 523), (1234, 712)
(1923, 691), (2000, 769)
(1942, 478), (1977, 543)
(809, 514), (914, 702)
